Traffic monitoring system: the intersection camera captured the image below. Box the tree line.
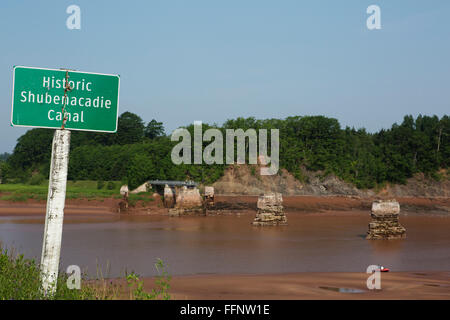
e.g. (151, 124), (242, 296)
(1, 112), (448, 190)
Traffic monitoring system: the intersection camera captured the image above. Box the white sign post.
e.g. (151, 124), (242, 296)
(40, 129), (71, 295)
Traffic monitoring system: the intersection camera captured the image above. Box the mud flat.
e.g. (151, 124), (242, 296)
(167, 271), (450, 300)
(105, 271), (450, 300)
(0, 202), (117, 216)
(0, 196), (166, 216)
(211, 195), (450, 215)
(0, 195), (448, 217)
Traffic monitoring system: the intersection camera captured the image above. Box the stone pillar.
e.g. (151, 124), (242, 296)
(366, 200), (406, 240)
(163, 184), (175, 208)
(120, 185), (129, 197)
(169, 186), (204, 216)
(204, 186), (214, 208)
(118, 185), (129, 212)
(252, 192), (287, 226)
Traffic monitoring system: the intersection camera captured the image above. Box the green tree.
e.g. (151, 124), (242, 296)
(5, 113), (450, 190)
(0, 153), (10, 161)
(144, 119), (165, 139)
(115, 112), (145, 145)
(0, 161), (11, 183)
(127, 153), (157, 190)
(8, 129), (54, 170)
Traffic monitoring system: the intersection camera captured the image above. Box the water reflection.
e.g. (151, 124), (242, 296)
(319, 286), (365, 293)
(368, 239), (405, 253)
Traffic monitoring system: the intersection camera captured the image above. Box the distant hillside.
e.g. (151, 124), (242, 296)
(213, 165), (450, 198)
(2, 113), (449, 193)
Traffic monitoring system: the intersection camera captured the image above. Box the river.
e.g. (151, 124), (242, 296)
(1, 213), (449, 277)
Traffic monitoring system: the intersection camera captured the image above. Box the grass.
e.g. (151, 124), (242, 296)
(126, 259), (171, 300)
(0, 180), (123, 202)
(0, 247), (171, 300)
(0, 247), (96, 299)
(0, 181), (158, 203)
(0, 181), (159, 209)
(128, 193), (155, 207)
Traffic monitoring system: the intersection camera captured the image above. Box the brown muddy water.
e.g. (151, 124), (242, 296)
(0, 213), (449, 277)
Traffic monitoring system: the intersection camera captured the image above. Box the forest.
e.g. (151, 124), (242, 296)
(1, 112), (449, 190)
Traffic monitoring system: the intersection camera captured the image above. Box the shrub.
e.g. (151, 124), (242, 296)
(0, 247), (96, 300)
(29, 173), (45, 185)
(126, 259), (171, 300)
(97, 180), (105, 190)
(107, 181), (115, 190)
(0, 248), (172, 300)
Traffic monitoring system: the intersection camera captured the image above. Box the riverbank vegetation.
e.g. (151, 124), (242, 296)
(0, 247), (171, 300)
(0, 181), (122, 202)
(0, 181), (157, 205)
(1, 112), (448, 191)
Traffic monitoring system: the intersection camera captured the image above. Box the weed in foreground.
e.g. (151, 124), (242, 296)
(126, 259), (171, 300)
(0, 247), (171, 300)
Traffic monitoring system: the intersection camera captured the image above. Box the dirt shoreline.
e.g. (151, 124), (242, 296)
(107, 271), (450, 300)
(0, 195), (448, 216)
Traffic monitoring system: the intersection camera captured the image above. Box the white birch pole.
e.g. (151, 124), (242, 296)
(40, 129), (71, 295)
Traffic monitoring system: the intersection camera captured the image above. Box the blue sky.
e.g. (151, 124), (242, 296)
(1, 0), (449, 152)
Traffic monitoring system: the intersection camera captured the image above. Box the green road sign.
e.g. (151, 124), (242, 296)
(11, 66), (120, 133)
